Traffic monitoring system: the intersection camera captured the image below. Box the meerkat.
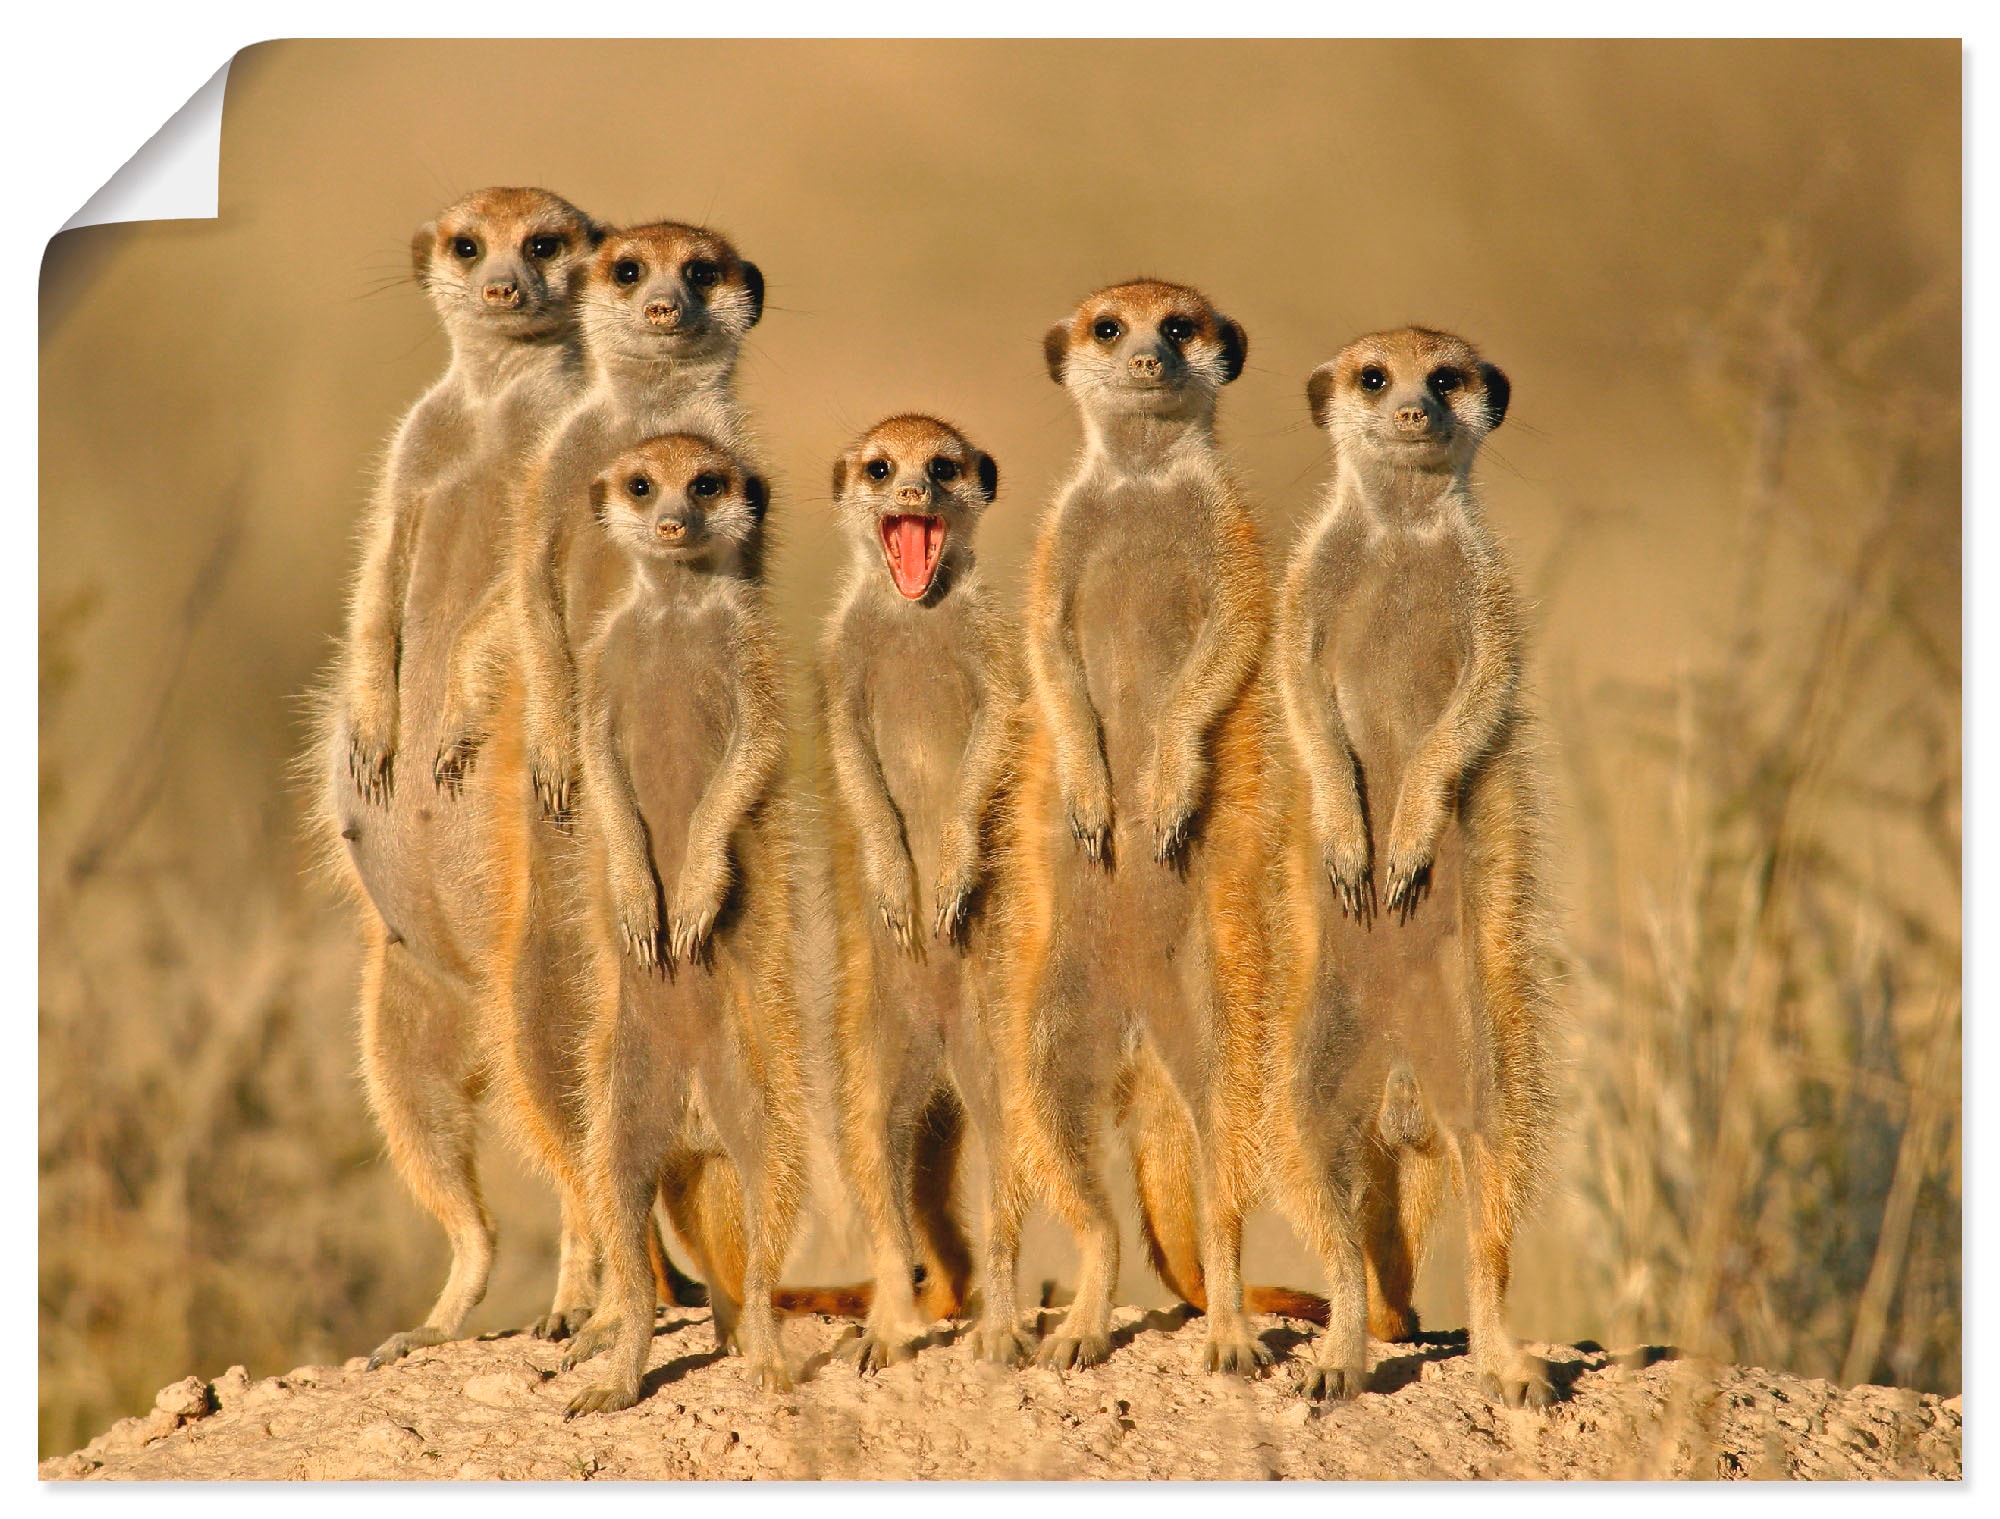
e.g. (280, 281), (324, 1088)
(994, 280), (1277, 1375)
(412, 221), (765, 1343)
(317, 187), (608, 1366)
(1267, 327), (1558, 1407)
(815, 415), (1036, 1371)
(555, 433), (807, 1415)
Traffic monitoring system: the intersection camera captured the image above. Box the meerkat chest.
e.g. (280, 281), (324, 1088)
(1328, 532), (1475, 773)
(1068, 482), (1209, 729)
(857, 612), (982, 830)
(599, 604), (740, 852)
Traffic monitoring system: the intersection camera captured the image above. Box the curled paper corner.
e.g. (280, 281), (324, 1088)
(61, 58), (232, 232)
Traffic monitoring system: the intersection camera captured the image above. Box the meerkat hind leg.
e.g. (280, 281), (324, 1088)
(965, 1143), (1034, 1365)
(564, 1059), (686, 1413)
(1031, 1089), (1120, 1370)
(1362, 1143), (1443, 1343)
(1464, 1136), (1554, 1409)
(911, 1090), (976, 1321)
(531, 1183), (599, 1341)
(1290, 1161), (1370, 1401)
(837, 1059), (933, 1373)
(361, 943), (495, 1368)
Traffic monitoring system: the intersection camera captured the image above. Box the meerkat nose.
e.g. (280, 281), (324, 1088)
(1395, 404), (1431, 433)
(483, 280), (522, 308)
(656, 517), (686, 540)
(895, 482), (930, 508)
(1129, 353), (1163, 379)
(644, 300), (682, 329)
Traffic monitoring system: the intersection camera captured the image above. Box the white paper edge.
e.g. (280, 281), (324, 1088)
(59, 57), (231, 232)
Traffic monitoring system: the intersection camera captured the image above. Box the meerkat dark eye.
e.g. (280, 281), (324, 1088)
(865, 459), (891, 481)
(691, 473), (725, 498)
(1092, 317), (1123, 344)
(1161, 316), (1197, 344)
(451, 236), (479, 261)
(1428, 368), (1464, 397)
(928, 456), (961, 484)
(627, 475), (651, 498)
(612, 260), (642, 286)
(1359, 365), (1388, 392)
(527, 235), (563, 260)
(683, 260), (722, 288)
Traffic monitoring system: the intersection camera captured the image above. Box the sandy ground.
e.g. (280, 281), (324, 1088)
(42, 1306), (1960, 1481)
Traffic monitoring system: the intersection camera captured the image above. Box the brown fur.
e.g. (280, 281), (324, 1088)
(995, 280), (1275, 1375)
(816, 416), (1034, 1371)
(309, 188), (605, 1366)
(1267, 326), (1558, 1405)
(557, 435), (808, 1416)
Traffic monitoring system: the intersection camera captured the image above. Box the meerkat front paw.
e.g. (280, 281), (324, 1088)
(869, 854), (919, 952)
(611, 860), (664, 971)
(931, 836), (981, 941)
(1382, 793), (1444, 919)
(345, 697), (398, 806)
(667, 860), (729, 966)
(1319, 822), (1375, 924)
(1061, 761), (1113, 862)
(528, 741), (578, 823)
(1140, 736), (1207, 862)
(431, 721), (483, 797)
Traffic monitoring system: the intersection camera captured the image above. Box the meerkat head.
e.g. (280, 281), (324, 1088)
(830, 414), (998, 604)
(410, 187), (600, 343)
(590, 433), (769, 577)
(1043, 279), (1246, 421)
(578, 221), (764, 368)
(1306, 327), (1510, 476)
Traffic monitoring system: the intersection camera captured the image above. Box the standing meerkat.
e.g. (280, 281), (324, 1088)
(558, 433), (807, 1415)
(998, 280), (1276, 1375)
(318, 187), (603, 1367)
(425, 222), (764, 1341)
(1268, 327), (1557, 1406)
(817, 415), (1033, 1371)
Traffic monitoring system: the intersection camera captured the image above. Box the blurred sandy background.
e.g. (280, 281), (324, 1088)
(38, 39), (1959, 1457)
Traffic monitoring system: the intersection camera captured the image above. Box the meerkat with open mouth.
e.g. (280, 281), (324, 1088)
(816, 415), (1033, 1371)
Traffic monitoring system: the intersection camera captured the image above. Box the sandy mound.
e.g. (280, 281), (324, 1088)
(41, 1308), (1960, 1481)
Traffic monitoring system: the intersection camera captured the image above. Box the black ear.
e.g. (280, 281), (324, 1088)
(744, 475), (769, 522)
(410, 221), (437, 280)
(976, 452), (999, 503)
(830, 456), (849, 502)
(1043, 322), (1070, 384)
(589, 476), (610, 523)
(1306, 363), (1338, 430)
(1478, 362), (1510, 429)
(740, 261), (765, 328)
(1216, 316), (1247, 384)
(584, 219), (607, 249)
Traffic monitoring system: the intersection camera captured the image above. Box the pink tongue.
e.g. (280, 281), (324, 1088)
(890, 516), (933, 598)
